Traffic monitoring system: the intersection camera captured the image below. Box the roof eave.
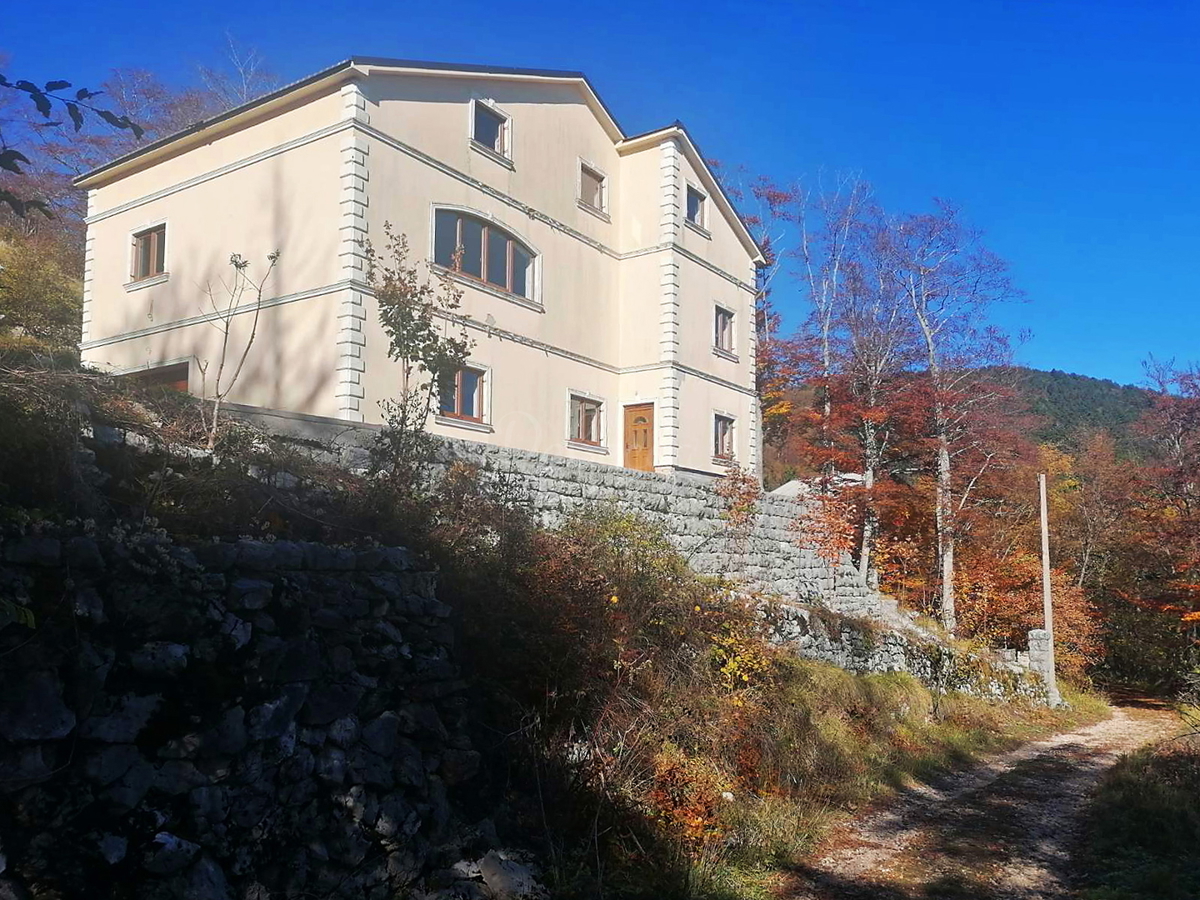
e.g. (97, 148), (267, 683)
(353, 58), (624, 142)
(74, 60), (361, 188)
(618, 124), (766, 266)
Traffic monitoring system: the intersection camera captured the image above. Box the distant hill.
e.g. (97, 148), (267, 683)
(1011, 367), (1155, 452)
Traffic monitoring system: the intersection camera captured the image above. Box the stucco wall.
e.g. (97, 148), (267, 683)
(79, 66), (761, 477)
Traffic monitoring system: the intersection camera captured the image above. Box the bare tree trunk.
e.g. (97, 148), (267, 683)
(859, 453), (876, 579)
(936, 433), (957, 632)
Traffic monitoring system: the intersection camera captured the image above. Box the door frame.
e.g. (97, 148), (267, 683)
(621, 399), (659, 471)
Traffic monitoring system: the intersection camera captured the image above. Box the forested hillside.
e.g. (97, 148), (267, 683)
(1013, 367), (1154, 453)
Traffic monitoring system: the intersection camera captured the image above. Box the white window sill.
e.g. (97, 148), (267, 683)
(712, 456), (735, 468)
(576, 199), (611, 223)
(567, 440), (609, 455)
(469, 140), (515, 170)
(433, 265), (544, 313)
(685, 219), (712, 239)
(124, 272), (170, 292)
(435, 415), (494, 434)
(712, 346), (739, 363)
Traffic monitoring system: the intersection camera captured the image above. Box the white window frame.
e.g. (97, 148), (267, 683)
(435, 360), (494, 434)
(684, 183), (710, 236)
(713, 303), (737, 360)
(469, 98), (513, 167)
(428, 203), (543, 311)
(565, 388), (608, 454)
(124, 217), (169, 292)
(577, 158), (609, 220)
(712, 410), (737, 465)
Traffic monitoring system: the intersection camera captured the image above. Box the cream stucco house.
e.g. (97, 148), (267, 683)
(77, 58), (766, 477)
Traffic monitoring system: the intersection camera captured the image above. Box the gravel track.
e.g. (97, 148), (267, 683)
(784, 702), (1179, 900)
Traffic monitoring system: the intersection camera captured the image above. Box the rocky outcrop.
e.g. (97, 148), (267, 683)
(0, 527), (498, 899)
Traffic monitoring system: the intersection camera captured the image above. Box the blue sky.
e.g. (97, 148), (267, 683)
(5, 0), (1198, 386)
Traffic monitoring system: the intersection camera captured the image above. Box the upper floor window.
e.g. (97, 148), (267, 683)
(472, 101), (510, 159)
(714, 306), (734, 353)
(579, 162), (606, 214)
(434, 209), (532, 299)
(440, 366), (486, 422)
(569, 394), (603, 446)
(685, 185), (707, 229)
(714, 414), (735, 460)
(131, 224), (166, 281)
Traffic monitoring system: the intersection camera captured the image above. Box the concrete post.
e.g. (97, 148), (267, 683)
(1027, 628), (1062, 706)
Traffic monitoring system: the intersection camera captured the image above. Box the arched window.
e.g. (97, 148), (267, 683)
(434, 209), (533, 299)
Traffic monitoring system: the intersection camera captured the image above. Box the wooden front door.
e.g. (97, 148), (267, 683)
(623, 404), (654, 472)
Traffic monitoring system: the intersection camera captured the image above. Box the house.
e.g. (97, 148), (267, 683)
(76, 58), (766, 477)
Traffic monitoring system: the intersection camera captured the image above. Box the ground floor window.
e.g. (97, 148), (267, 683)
(439, 366), (485, 421)
(569, 394), (603, 445)
(714, 413), (735, 460)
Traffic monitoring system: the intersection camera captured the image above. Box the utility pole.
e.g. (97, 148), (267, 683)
(1038, 473), (1062, 706)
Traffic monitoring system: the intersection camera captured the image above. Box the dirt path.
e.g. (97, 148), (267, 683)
(784, 702), (1179, 900)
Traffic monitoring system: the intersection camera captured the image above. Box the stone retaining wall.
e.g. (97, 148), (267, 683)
(0, 528), (488, 899)
(230, 406), (911, 629)
(222, 406), (1049, 695)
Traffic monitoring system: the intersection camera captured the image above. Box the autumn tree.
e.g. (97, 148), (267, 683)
(762, 175), (871, 475)
(0, 229), (81, 351)
(881, 202), (1019, 631)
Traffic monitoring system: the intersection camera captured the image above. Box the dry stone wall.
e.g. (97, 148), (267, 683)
(231, 408), (907, 627)
(0, 527), (496, 900)
(225, 408), (1050, 696)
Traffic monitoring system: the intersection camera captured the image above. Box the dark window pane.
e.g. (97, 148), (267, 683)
(474, 104), (504, 153)
(460, 218), (483, 278)
(486, 229), (509, 288)
(687, 187), (704, 224)
(434, 211), (458, 267)
(460, 369), (481, 419)
(439, 374), (457, 415)
(511, 244), (530, 297)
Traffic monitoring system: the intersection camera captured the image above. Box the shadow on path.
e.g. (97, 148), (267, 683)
(782, 704), (1180, 900)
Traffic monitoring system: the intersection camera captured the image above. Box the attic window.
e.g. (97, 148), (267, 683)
(579, 163), (606, 213)
(685, 186), (707, 229)
(472, 101), (509, 158)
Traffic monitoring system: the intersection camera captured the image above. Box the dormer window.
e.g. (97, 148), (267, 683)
(472, 101), (510, 159)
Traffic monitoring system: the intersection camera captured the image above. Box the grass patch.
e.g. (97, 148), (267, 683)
(1077, 730), (1200, 900)
(708, 671), (1107, 896)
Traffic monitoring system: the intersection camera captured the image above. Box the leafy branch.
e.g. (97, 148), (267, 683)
(0, 73), (144, 217)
